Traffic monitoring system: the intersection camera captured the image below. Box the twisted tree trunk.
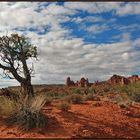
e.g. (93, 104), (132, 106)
(21, 80), (34, 99)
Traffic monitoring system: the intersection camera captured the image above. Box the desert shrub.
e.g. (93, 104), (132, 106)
(89, 87), (96, 94)
(108, 93), (127, 104)
(103, 87), (110, 93)
(114, 85), (128, 93)
(126, 99), (133, 106)
(75, 89), (81, 94)
(7, 108), (47, 131)
(58, 102), (71, 112)
(85, 93), (96, 101)
(46, 91), (70, 99)
(65, 94), (83, 104)
(131, 93), (140, 103)
(113, 82), (140, 97)
(2, 94), (48, 131)
(119, 104), (126, 109)
(30, 94), (49, 111)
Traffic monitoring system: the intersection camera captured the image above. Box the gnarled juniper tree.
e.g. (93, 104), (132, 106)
(0, 33), (37, 100)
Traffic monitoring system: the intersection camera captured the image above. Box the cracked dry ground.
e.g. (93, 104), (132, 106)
(0, 100), (140, 138)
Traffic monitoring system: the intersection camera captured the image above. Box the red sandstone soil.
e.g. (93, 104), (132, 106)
(0, 99), (140, 138)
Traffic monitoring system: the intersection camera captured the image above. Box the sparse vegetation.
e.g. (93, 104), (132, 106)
(0, 96), (19, 116)
(0, 76), (140, 134)
(65, 94), (83, 104)
(0, 81), (140, 137)
(131, 93), (140, 103)
(119, 104), (126, 109)
(58, 102), (71, 112)
(75, 89), (81, 94)
(0, 93), (48, 131)
(85, 93), (95, 101)
(7, 108), (47, 131)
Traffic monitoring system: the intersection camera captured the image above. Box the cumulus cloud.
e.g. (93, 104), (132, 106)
(0, 2), (140, 88)
(64, 2), (140, 16)
(85, 24), (107, 34)
(64, 2), (120, 14)
(72, 16), (104, 24)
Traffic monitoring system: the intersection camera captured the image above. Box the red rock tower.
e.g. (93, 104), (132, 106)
(66, 77), (75, 87)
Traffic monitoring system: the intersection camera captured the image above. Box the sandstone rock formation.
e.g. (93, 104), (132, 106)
(127, 75), (140, 83)
(107, 74), (129, 86)
(93, 81), (99, 86)
(65, 74), (139, 88)
(76, 77), (89, 87)
(66, 77), (75, 87)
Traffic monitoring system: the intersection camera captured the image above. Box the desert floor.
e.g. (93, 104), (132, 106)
(0, 98), (140, 138)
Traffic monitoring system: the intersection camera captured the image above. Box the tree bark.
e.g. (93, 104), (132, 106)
(20, 51), (34, 99)
(21, 79), (34, 100)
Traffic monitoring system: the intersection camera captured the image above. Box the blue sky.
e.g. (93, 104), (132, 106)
(0, 2), (140, 87)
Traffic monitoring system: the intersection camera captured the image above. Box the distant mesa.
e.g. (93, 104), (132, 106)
(65, 74), (140, 87)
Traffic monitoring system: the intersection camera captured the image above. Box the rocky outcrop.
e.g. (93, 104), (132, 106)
(66, 77), (75, 87)
(66, 77), (89, 87)
(127, 75), (140, 83)
(76, 77), (89, 87)
(65, 74), (139, 87)
(107, 74), (129, 86)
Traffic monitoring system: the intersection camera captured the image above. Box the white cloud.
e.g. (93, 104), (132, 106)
(64, 2), (140, 16)
(64, 2), (120, 14)
(42, 3), (76, 15)
(72, 16), (104, 24)
(116, 2), (140, 16)
(86, 24), (107, 34)
(133, 38), (140, 48)
(122, 52), (129, 60)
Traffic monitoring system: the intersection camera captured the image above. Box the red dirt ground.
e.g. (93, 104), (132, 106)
(0, 99), (140, 138)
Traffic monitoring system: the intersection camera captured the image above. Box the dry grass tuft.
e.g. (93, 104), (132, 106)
(0, 93), (48, 131)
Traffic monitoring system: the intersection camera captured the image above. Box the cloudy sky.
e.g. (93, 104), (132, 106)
(0, 2), (140, 87)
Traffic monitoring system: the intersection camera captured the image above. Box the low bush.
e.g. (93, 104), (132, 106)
(65, 94), (83, 104)
(85, 93), (95, 101)
(89, 87), (96, 94)
(58, 102), (71, 112)
(1, 94), (48, 131)
(7, 107), (47, 131)
(131, 93), (140, 103)
(75, 89), (81, 94)
(119, 104), (126, 109)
